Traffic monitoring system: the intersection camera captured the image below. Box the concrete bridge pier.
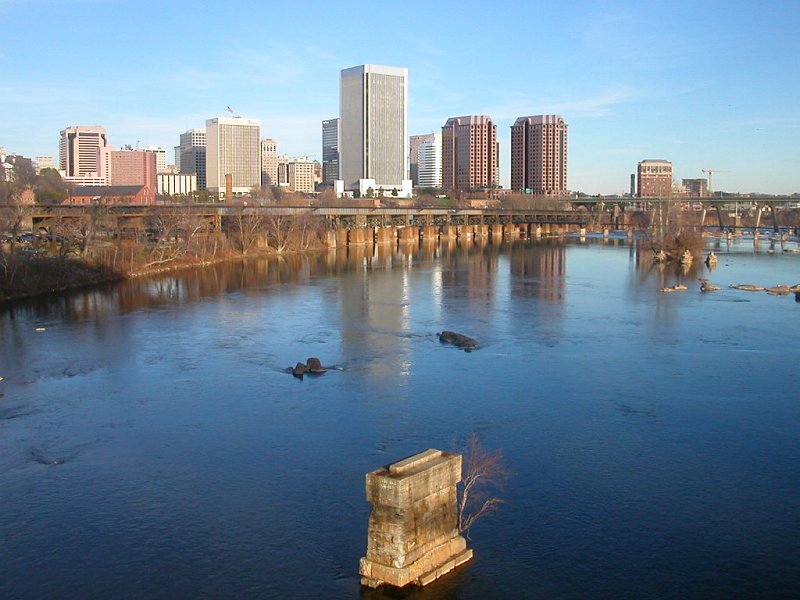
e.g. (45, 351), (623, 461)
(359, 449), (472, 589)
(375, 227), (395, 245)
(399, 226), (420, 243)
(457, 225), (473, 241)
(421, 225), (439, 242)
(441, 225), (458, 240)
(348, 227), (370, 245)
(490, 224), (503, 242)
(335, 228), (349, 247)
(474, 224), (489, 238)
(326, 230), (338, 248)
(534, 225), (542, 238)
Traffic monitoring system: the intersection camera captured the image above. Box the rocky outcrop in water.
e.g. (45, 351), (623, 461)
(438, 331), (477, 351)
(290, 357), (327, 378)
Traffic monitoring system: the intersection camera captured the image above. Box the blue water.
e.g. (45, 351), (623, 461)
(1, 238), (799, 599)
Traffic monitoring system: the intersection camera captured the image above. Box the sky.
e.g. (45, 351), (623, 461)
(1, 0), (798, 194)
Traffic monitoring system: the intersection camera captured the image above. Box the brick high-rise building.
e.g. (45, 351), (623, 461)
(99, 148), (157, 191)
(637, 159), (673, 197)
(441, 115), (498, 193)
(510, 115), (568, 195)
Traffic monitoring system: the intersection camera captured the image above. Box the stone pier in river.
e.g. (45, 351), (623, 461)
(359, 449), (473, 588)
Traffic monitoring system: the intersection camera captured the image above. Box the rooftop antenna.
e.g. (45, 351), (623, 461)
(227, 105), (240, 118)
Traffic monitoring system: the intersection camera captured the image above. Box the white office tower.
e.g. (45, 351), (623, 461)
(206, 117), (261, 196)
(417, 133), (442, 189)
(59, 125), (108, 178)
(339, 64), (411, 198)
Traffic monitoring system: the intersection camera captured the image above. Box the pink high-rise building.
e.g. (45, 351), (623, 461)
(511, 115), (568, 195)
(99, 148), (157, 191)
(441, 115), (498, 193)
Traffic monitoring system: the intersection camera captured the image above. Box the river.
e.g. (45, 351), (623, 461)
(1, 234), (799, 599)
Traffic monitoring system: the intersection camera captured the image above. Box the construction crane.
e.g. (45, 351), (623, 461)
(702, 169), (730, 195)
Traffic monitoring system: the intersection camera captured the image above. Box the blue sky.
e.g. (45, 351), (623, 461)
(1, 0), (798, 194)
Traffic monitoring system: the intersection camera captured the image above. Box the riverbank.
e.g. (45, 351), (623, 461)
(0, 246), (325, 304)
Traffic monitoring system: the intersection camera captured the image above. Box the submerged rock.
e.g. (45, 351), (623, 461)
(306, 357), (327, 374)
(730, 284), (766, 292)
(292, 362), (307, 378)
(699, 278), (720, 292)
(438, 331), (477, 351)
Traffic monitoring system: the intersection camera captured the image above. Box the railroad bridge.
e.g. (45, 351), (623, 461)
(19, 204), (591, 245)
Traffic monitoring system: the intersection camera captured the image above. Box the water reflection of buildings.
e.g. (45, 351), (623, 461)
(337, 243), (415, 380)
(509, 243), (566, 302)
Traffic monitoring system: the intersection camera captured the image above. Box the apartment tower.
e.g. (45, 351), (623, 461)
(441, 116), (498, 193)
(206, 117), (261, 196)
(339, 64), (409, 196)
(510, 115), (568, 195)
(59, 125), (108, 178)
(637, 160), (673, 197)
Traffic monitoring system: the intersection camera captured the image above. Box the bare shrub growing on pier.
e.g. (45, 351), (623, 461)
(457, 434), (508, 538)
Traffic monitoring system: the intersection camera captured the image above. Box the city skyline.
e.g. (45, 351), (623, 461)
(1, 1), (798, 194)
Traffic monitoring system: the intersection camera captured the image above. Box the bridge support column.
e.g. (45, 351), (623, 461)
(421, 226), (439, 241)
(441, 225), (458, 239)
(534, 225), (542, 238)
(457, 225), (473, 240)
(375, 227), (395, 244)
(399, 226), (420, 243)
(474, 224), (489, 238)
(490, 224), (503, 241)
(336, 228), (349, 247)
(348, 227), (369, 245)
(326, 230), (338, 248)
(768, 202), (780, 233)
(359, 449), (472, 589)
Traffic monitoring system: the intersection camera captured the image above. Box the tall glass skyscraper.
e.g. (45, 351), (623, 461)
(321, 118), (339, 185)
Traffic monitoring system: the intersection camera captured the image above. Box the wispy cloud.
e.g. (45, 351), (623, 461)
(721, 117), (800, 130)
(482, 88), (638, 121)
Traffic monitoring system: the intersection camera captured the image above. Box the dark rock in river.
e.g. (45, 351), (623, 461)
(292, 362), (307, 378)
(438, 331), (477, 351)
(306, 357), (327, 374)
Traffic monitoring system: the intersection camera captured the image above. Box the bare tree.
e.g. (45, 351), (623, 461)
(228, 212), (266, 255)
(457, 434), (508, 538)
